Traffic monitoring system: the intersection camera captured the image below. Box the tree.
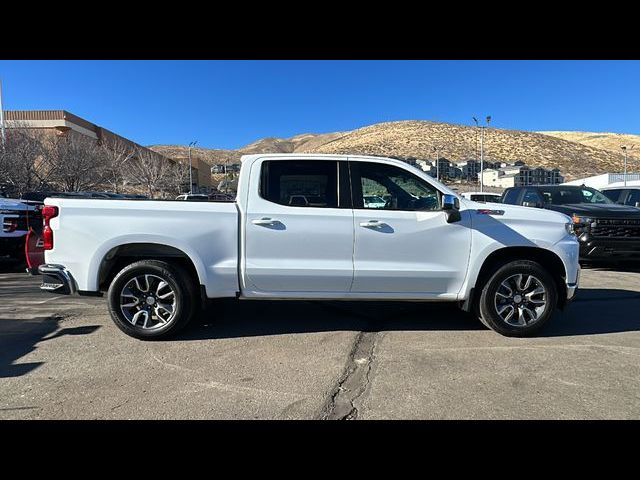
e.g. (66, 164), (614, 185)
(127, 147), (173, 198)
(43, 132), (107, 192)
(0, 126), (48, 196)
(100, 136), (136, 193)
(166, 160), (191, 196)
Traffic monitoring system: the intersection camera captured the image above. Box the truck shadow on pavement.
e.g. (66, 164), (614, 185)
(176, 287), (640, 341)
(0, 316), (100, 378)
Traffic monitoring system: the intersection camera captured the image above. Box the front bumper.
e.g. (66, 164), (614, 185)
(579, 237), (640, 259)
(566, 266), (579, 303)
(38, 264), (77, 295)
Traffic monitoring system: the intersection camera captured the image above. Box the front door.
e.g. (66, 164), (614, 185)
(349, 160), (472, 296)
(243, 158), (354, 293)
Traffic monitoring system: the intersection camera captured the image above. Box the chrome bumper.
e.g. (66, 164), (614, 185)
(38, 264), (77, 295)
(566, 265), (580, 302)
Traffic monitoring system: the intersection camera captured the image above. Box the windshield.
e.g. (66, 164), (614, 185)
(538, 187), (613, 205)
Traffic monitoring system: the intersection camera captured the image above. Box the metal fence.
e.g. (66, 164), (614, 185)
(609, 173), (640, 183)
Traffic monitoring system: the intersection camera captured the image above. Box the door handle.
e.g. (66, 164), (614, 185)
(359, 220), (386, 228)
(252, 217), (278, 226)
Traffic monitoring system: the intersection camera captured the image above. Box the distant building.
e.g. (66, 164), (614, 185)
(482, 164), (564, 188)
(456, 159), (502, 181)
(211, 163), (241, 175)
(171, 156), (213, 191)
(4, 110), (212, 191)
(563, 173), (640, 189)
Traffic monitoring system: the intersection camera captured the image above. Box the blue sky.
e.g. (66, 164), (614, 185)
(1, 60), (639, 150)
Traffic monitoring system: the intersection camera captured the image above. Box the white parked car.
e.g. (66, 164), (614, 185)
(460, 191), (503, 203)
(37, 154), (580, 339)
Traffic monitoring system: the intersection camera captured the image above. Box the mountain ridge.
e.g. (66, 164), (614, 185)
(149, 120), (640, 181)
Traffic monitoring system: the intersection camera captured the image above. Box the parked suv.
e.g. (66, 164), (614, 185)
(601, 186), (640, 208)
(501, 185), (640, 260)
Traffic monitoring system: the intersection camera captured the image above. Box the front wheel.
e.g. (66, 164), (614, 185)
(107, 260), (198, 340)
(478, 260), (558, 337)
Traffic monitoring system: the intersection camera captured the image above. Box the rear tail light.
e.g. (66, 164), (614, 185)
(42, 205), (59, 250)
(2, 217), (18, 233)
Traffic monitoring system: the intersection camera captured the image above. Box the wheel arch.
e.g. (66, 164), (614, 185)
(96, 242), (203, 295)
(462, 246), (567, 312)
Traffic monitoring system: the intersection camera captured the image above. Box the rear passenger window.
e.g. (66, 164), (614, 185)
(602, 189), (622, 203)
(260, 160), (338, 208)
(502, 189), (520, 204)
(522, 189), (543, 205)
(627, 190), (640, 206)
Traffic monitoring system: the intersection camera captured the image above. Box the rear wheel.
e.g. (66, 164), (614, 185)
(478, 260), (558, 337)
(107, 260), (198, 340)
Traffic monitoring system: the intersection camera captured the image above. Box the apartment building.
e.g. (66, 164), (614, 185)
(482, 164), (564, 188)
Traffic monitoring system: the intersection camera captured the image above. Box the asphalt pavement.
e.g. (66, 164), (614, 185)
(1, 258), (639, 419)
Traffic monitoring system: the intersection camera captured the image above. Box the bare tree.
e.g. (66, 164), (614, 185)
(165, 160), (191, 196)
(0, 126), (49, 196)
(100, 136), (136, 193)
(127, 147), (173, 198)
(43, 132), (107, 192)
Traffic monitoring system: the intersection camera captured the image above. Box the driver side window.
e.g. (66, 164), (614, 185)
(352, 161), (441, 211)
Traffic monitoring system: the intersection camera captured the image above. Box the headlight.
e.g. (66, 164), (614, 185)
(565, 222), (576, 235)
(572, 214), (594, 226)
(571, 214), (594, 236)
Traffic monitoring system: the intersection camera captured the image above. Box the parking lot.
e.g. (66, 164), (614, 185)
(1, 259), (639, 419)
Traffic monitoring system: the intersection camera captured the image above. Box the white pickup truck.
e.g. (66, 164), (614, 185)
(38, 154), (580, 338)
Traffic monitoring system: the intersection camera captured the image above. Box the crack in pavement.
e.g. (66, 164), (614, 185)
(319, 330), (379, 420)
(316, 302), (385, 420)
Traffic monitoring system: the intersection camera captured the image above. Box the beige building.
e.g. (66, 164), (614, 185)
(482, 165), (564, 188)
(171, 155), (213, 190)
(5, 110), (211, 191)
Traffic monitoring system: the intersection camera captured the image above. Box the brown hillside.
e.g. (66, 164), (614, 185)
(150, 121), (640, 181)
(539, 131), (640, 160)
(148, 145), (242, 165)
(308, 121), (637, 180)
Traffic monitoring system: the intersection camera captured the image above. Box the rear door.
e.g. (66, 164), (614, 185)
(243, 158), (354, 293)
(349, 160), (471, 296)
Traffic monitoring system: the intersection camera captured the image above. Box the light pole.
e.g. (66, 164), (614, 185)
(621, 145), (633, 186)
(188, 140), (197, 194)
(433, 145), (439, 181)
(473, 115), (491, 192)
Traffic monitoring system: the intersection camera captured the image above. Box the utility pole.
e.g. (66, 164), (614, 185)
(188, 140), (197, 194)
(473, 115), (491, 192)
(0, 79), (6, 150)
(433, 145), (439, 181)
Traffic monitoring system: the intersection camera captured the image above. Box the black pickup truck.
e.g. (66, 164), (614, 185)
(501, 185), (640, 261)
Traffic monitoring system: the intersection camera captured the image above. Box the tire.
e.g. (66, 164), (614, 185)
(478, 260), (558, 337)
(107, 260), (199, 340)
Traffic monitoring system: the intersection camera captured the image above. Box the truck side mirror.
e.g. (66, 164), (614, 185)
(442, 194), (461, 223)
(635, 202), (640, 208)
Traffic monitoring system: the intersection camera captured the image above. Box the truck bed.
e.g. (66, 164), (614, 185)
(44, 198), (239, 297)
